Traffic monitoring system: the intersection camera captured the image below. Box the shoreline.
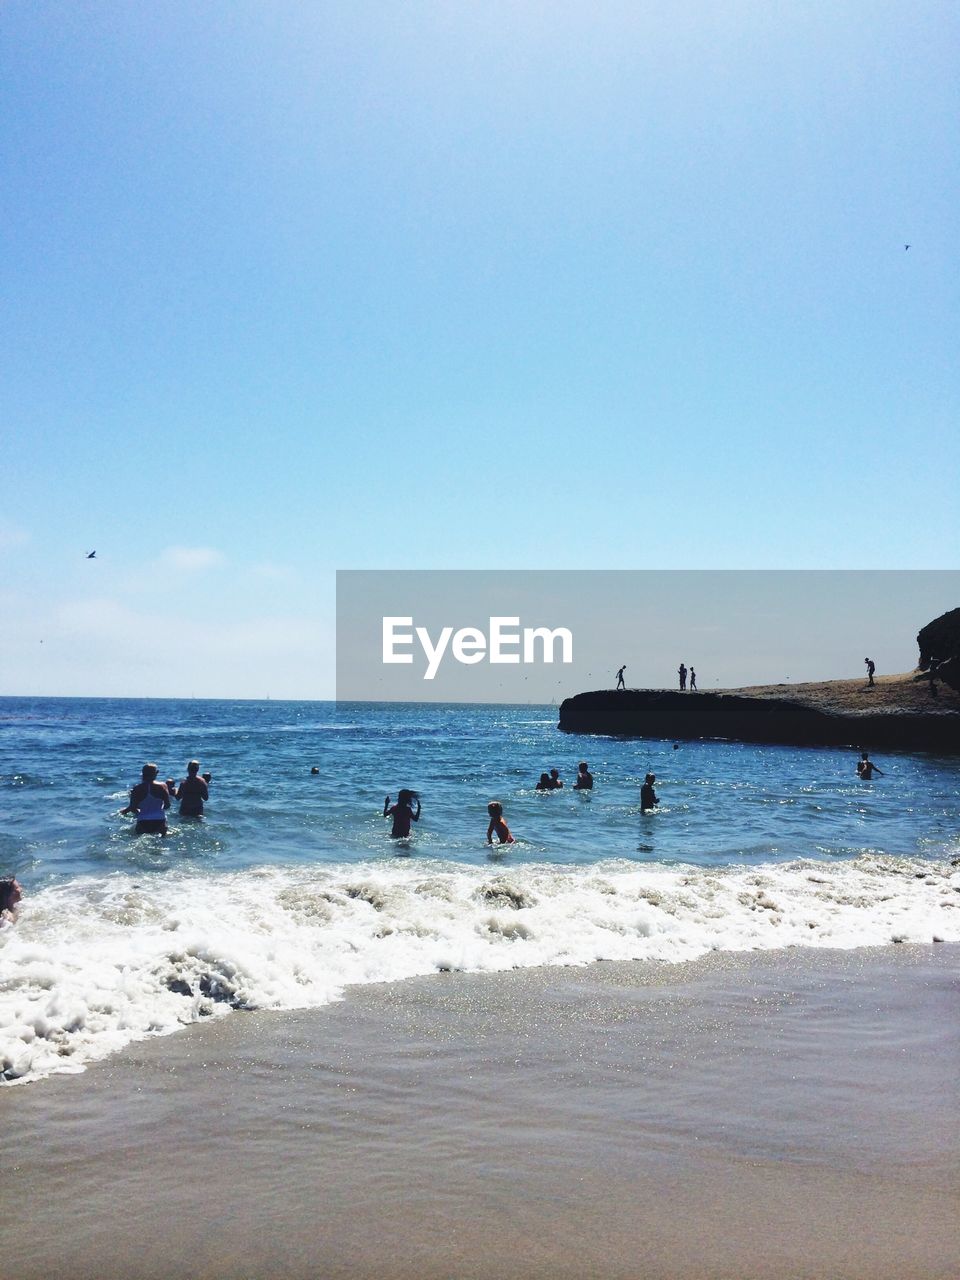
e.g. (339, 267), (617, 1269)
(3, 943), (958, 1279)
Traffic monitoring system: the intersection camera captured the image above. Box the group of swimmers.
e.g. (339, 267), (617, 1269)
(382, 761), (660, 848)
(120, 761), (212, 836)
(383, 749), (884, 849)
(0, 762), (211, 925)
(383, 788), (517, 845)
(535, 762), (594, 791)
(0, 749), (890, 925)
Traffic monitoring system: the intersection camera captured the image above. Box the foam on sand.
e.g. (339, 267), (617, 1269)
(2, 853), (958, 1083)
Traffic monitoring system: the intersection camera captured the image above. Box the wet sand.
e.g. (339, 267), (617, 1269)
(2, 945), (958, 1279)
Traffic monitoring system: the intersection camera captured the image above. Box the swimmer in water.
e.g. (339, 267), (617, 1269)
(573, 761), (593, 790)
(640, 772), (659, 812)
(121, 763), (171, 836)
(384, 789), (421, 837)
(535, 772), (552, 791)
(549, 768), (563, 789)
(176, 760), (209, 818)
(0, 877), (22, 925)
(856, 752), (883, 780)
(486, 801), (514, 845)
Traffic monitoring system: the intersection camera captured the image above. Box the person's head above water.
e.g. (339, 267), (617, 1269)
(487, 800), (503, 818)
(187, 760), (200, 776)
(0, 878), (22, 913)
(141, 763), (159, 783)
(397, 789), (419, 806)
(644, 772), (656, 784)
(578, 761), (589, 773)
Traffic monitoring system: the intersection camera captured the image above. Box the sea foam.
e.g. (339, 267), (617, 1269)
(2, 855), (957, 1084)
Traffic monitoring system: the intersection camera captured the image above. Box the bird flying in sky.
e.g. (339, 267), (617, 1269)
(86, 550), (96, 558)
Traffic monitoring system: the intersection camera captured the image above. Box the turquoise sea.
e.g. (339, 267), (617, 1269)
(2, 696), (958, 1084)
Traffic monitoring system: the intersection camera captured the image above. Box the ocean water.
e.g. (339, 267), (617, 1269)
(1, 696), (958, 1085)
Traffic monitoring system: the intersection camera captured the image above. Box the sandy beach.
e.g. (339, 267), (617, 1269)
(3, 943), (957, 1279)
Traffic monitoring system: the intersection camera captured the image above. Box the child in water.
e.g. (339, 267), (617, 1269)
(640, 773), (659, 812)
(0, 877), (22, 925)
(384, 789), (421, 838)
(486, 801), (514, 845)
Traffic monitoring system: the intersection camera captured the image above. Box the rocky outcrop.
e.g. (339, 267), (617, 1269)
(917, 608), (960, 691)
(558, 688), (960, 752)
(559, 609), (960, 750)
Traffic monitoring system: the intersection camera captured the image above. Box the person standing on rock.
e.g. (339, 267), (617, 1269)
(678, 663), (687, 691)
(616, 665), (626, 690)
(689, 667), (697, 691)
(927, 660), (940, 698)
(864, 658), (876, 687)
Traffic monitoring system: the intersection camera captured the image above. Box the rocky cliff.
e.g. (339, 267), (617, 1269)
(916, 607), (960, 692)
(558, 676), (959, 752)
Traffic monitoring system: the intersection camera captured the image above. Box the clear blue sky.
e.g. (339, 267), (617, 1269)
(2, 2), (957, 697)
